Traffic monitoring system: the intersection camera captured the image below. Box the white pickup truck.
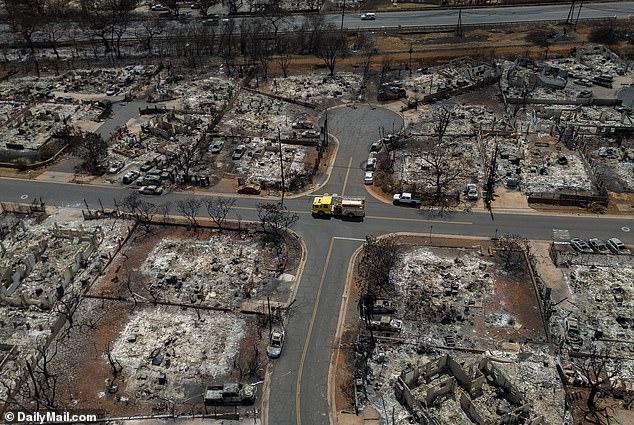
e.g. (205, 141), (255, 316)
(393, 192), (422, 206)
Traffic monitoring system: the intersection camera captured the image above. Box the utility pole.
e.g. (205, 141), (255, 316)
(408, 43), (413, 76)
(575, 1), (583, 28)
(277, 128), (286, 205)
(566, 0), (576, 24)
(341, 0), (346, 30)
(456, 8), (463, 38)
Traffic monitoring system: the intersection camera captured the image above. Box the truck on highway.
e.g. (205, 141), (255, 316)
(312, 193), (365, 219)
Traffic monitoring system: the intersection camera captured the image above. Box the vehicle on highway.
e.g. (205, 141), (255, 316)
(364, 171), (374, 185)
(569, 238), (593, 254)
(266, 328), (285, 358)
(150, 4), (169, 11)
(139, 185), (163, 195)
(108, 160), (125, 174)
(237, 183), (262, 195)
(588, 238), (610, 254)
(204, 383), (256, 406)
(211, 140), (224, 154)
(606, 238), (631, 255)
(360, 13), (376, 20)
(393, 192), (421, 206)
(122, 170), (140, 184)
(312, 193), (365, 219)
(466, 183), (479, 201)
(232, 145), (246, 160)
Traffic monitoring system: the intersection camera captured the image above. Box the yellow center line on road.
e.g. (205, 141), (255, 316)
(295, 237), (335, 425)
(341, 156), (353, 196)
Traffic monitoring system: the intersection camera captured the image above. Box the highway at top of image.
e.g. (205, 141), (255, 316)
(1, 104), (632, 425)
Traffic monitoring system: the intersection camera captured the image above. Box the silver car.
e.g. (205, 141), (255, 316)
(606, 238), (631, 255)
(266, 329), (285, 358)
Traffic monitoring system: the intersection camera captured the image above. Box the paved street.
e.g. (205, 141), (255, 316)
(324, 1), (634, 29)
(0, 104), (633, 425)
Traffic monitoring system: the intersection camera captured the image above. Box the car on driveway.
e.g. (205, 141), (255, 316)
(466, 183), (479, 201)
(588, 238), (609, 254)
(606, 238), (631, 255)
(139, 185), (163, 195)
(232, 145), (246, 160)
(108, 160), (125, 174)
(211, 140), (224, 154)
(122, 170), (140, 184)
(569, 238), (593, 254)
(266, 328), (285, 358)
(364, 171), (374, 185)
(237, 183), (262, 195)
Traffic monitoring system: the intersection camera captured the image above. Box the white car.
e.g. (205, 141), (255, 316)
(606, 238), (631, 255)
(266, 329), (285, 358)
(139, 185), (163, 195)
(361, 13), (376, 20)
(108, 160), (124, 174)
(105, 87), (117, 96)
(364, 171), (374, 185)
(466, 183), (479, 200)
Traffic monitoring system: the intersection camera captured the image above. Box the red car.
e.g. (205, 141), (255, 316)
(237, 184), (261, 195)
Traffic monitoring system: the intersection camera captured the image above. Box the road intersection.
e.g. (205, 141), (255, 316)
(0, 104), (632, 424)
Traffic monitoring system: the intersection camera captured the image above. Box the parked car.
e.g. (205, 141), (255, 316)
(369, 316), (402, 333)
(211, 140), (224, 154)
(360, 13), (376, 20)
(204, 383), (256, 406)
(369, 299), (397, 314)
(366, 157), (377, 171)
(266, 328), (285, 358)
(364, 171), (374, 185)
(137, 175), (161, 186)
(292, 120), (313, 129)
(140, 160), (155, 172)
(466, 183), (479, 201)
(122, 170), (140, 184)
(393, 192), (421, 206)
(564, 317), (583, 350)
(139, 185), (163, 195)
(232, 145), (246, 160)
(108, 160), (125, 174)
(370, 141), (383, 153)
(588, 238), (610, 254)
(301, 129), (320, 138)
(606, 238), (631, 255)
(237, 183), (262, 195)
(575, 79), (593, 87)
(569, 238), (593, 254)
(105, 87), (118, 96)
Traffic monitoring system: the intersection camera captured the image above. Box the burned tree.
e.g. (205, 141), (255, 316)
(206, 197), (236, 232)
(357, 236), (400, 299)
(316, 24), (348, 76)
(576, 345), (624, 418)
(177, 198), (203, 230)
(495, 234), (527, 274)
(257, 202), (298, 242)
(138, 17), (165, 55)
(71, 131), (108, 175)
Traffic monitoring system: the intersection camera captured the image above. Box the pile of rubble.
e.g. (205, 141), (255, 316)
(140, 235), (283, 308)
(110, 306), (245, 401)
(267, 72), (362, 104)
(0, 208), (132, 403)
(520, 141), (594, 194)
(151, 74), (235, 113)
